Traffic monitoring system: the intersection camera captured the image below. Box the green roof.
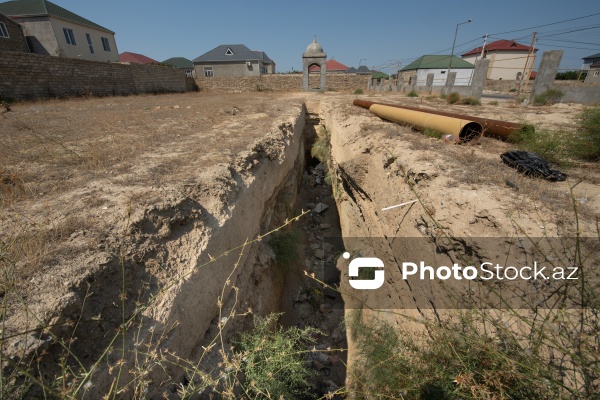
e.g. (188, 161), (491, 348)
(0, 0), (113, 33)
(162, 57), (194, 69)
(371, 71), (389, 79)
(401, 55), (474, 71)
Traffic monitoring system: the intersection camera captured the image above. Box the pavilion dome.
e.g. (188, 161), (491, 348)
(305, 37), (324, 54)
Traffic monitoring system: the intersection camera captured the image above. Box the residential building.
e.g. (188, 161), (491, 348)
(163, 57), (195, 77)
(119, 51), (157, 64)
(582, 53), (600, 71)
(193, 44), (275, 78)
(356, 65), (371, 75)
(308, 58), (349, 73)
(0, 0), (118, 62)
(584, 62), (600, 84)
(400, 55), (474, 86)
(0, 12), (28, 52)
(462, 39), (536, 80)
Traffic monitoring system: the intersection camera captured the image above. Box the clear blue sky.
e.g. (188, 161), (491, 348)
(52, 0), (600, 74)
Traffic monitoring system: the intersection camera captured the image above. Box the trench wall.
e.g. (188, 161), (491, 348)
(0, 50), (191, 99)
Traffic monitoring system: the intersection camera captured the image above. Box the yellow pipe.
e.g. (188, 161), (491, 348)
(369, 104), (483, 142)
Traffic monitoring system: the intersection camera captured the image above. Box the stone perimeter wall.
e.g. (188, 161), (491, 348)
(195, 73), (369, 92)
(0, 50), (191, 100)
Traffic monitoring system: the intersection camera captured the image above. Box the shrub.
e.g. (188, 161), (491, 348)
(459, 97), (481, 106)
(446, 92), (460, 104)
(509, 88), (517, 93)
(347, 309), (561, 399)
(509, 124), (571, 163)
(533, 88), (564, 106)
(234, 313), (319, 399)
(489, 100), (499, 106)
(425, 95), (436, 101)
(407, 90), (418, 98)
(354, 89), (364, 95)
(571, 106), (600, 160)
(439, 92), (448, 100)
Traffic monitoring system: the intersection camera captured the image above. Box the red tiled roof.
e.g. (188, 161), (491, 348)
(309, 59), (349, 72)
(119, 52), (158, 64)
(462, 39), (535, 57)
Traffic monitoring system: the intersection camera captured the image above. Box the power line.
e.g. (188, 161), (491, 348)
(537, 25), (600, 38)
(538, 38), (600, 46)
(536, 42), (600, 51)
(488, 11), (600, 36)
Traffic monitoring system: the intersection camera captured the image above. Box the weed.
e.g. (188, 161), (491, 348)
(510, 107), (600, 163)
(353, 89), (364, 95)
(489, 100), (499, 106)
(423, 129), (444, 139)
(407, 90), (418, 98)
(269, 230), (300, 269)
(571, 106), (600, 161)
(233, 313), (319, 399)
(347, 309), (561, 399)
(459, 96), (481, 106)
(425, 95), (437, 101)
(440, 92), (448, 100)
(509, 88), (517, 93)
(509, 125), (567, 163)
(311, 126), (331, 165)
(446, 92), (460, 104)
(533, 88), (564, 106)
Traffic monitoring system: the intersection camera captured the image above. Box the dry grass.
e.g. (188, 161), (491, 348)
(0, 92), (300, 303)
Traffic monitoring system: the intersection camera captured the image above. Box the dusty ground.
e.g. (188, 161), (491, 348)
(1, 90), (599, 397)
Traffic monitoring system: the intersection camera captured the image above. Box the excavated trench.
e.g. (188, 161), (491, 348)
(5, 98), (349, 398)
(8, 94), (599, 399)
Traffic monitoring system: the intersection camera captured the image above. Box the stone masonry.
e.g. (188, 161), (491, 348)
(0, 50), (189, 100)
(196, 74), (368, 93)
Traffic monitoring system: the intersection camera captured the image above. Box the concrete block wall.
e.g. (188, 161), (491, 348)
(0, 50), (189, 100)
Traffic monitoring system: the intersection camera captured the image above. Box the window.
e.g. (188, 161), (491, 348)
(63, 27), (76, 45)
(86, 33), (94, 54)
(0, 22), (9, 38)
(225, 47), (233, 55)
(204, 67), (213, 77)
(101, 37), (111, 52)
(595, 70), (600, 77)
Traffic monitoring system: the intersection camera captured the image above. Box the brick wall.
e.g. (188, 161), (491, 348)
(196, 73), (369, 92)
(0, 50), (190, 100)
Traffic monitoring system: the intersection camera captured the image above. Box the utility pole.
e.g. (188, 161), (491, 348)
(468, 34), (488, 86)
(480, 34), (488, 59)
(447, 18), (472, 88)
(517, 32), (537, 96)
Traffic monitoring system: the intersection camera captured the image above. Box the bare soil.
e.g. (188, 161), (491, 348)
(1, 90), (599, 397)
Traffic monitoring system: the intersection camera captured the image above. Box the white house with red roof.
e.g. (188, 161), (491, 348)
(462, 39), (536, 81)
(308, 58), (349, 73)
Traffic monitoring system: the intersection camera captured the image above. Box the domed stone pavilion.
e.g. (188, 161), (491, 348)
(302, 36), (327, 91)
